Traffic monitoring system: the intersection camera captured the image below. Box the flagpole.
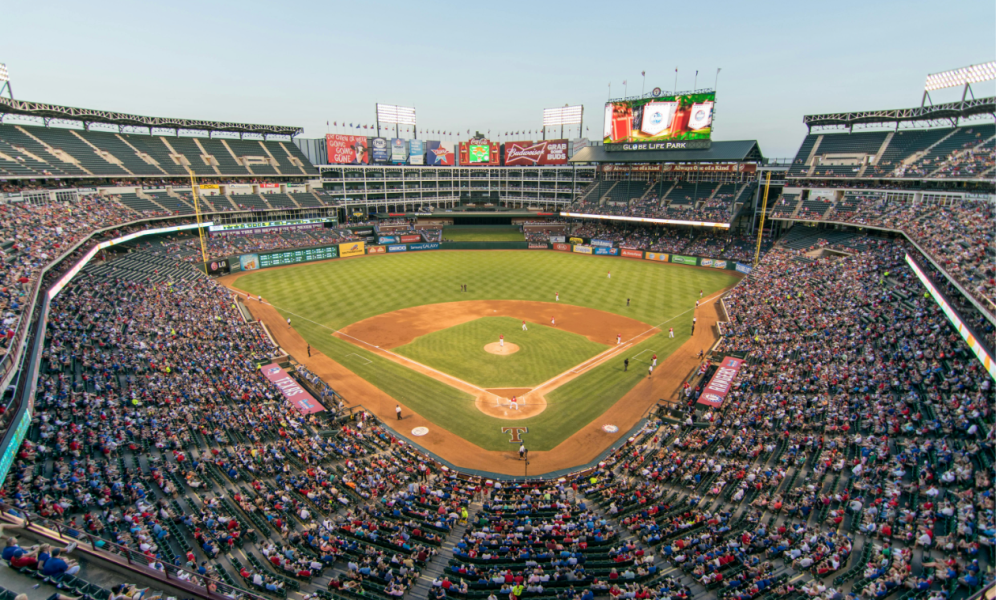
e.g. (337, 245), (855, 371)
(624, 81), (628, 98)
(694, 72), (698, 90)
(607, 82), (611, 100)
(641, 72), (645, 97)
(714, 68), (721, 91)
(673, 68), (678, 94)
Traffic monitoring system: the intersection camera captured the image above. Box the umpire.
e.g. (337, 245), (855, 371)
(624, 358), (629, 371)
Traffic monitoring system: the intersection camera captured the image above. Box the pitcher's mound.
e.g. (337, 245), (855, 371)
(484, 342), (519, 355)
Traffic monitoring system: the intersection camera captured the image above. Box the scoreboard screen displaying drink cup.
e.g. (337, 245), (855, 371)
(603, 91), (715, 151)
(469, 144), (490, 163)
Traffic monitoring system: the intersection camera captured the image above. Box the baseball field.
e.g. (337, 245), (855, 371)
(226, 250), (739, 471)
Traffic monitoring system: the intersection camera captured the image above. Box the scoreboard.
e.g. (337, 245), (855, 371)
(257, 245), (338, 268)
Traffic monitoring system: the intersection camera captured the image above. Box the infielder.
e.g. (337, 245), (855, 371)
(521, 320), (528, 331)
(652, 353), (658, 367)
(499, 334), (504, 348)
(695, 300), (700, 309)
(555, 292), (559, 302)
(551, 316), (555, 326)
(617, 333), (621, 345)
(669, 327), (674, 338)
(648, 365), (653, 378)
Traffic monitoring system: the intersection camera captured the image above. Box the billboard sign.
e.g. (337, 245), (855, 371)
(645, 252), (669, 261)
(325, 134), (369, 164)
(425, 141), (454, 166)
(400, 234), (422, 243)
(550, 235), (566, 243)
(503, 139), (569, 166)
(368, 245), (387, 254)
(569, 237), (584, 245)
(207, 259), (230, 275)
(372, 137), (390, 163)
(671, 255), (698, 265)
(339, 241), (365, 258)
(594, 247), (620, 256)
(572, 245), (593, 255)
(390, 138), (409, 164)
(698, 357), (745, 408)
(700, 258), (727, 268)
(378, 236), (397, 244)
(388, 244), (408, 253)
(409, 139), (425, 165)
(408, 243), (439, 251)
(590, 239), (614, 248)
(458, 139), (501, 166)
(603, 91), (715, 150)
(240, 254), (260, 271)
(621, 249), (644, 258)
(570, 138), (589, 157)
(553, 243), (571, 252)
(528, 243), (549, 249)
(735, 262), (752, 274)
(261, 364), (325, 414)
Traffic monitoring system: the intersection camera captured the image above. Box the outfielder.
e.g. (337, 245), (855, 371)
(669, 327), (674, 338)
(521, 320), (528, 331)
(607, 271), (611, 278)
(555, 292), (559, 302)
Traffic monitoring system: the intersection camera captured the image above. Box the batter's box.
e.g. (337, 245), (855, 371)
(344, 353), (372, 365)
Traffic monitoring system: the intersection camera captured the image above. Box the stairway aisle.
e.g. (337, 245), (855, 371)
(407, 504), (479, 600)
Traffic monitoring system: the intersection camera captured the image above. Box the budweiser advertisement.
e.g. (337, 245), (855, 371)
(697, 357), (745, 409)
(325, 134), (369, 164)
(503, 139), (569, 166)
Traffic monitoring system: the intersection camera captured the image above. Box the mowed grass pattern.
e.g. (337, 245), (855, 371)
(394, 317), (608, 388)
(443, 226), (525, 241)
(236, 251), (739, 451)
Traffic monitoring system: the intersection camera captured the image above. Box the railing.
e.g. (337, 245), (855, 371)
(0, 503), (268, 600)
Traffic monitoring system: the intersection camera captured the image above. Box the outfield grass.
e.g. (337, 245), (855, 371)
(235, 251), (739, 451)
(394, 317), (608, 388)
(444, 226), (525, 241)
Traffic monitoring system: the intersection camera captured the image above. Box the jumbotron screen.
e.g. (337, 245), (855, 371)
(603, 91), (715, 149)
(469, 144), (490, 163)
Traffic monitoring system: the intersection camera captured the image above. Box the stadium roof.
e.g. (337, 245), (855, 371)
(570, 140), (765, 163)
(0, 97), (303, 136)
(803, 96), (996, 131)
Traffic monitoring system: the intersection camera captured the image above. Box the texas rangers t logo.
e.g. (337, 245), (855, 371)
(501, 427), (528, 443)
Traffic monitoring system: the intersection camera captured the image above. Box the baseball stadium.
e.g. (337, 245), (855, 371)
(0, 8), (994, 600)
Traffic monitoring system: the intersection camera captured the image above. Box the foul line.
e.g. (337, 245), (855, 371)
(344, 353), (372, 365)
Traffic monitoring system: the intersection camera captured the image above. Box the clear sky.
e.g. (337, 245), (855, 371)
(2, 0), (995, 158)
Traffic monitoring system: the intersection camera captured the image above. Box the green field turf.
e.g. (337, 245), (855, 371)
(394, 316), (608, 388)
(443, 226), (525, 241)
(235, 250), (739, 451)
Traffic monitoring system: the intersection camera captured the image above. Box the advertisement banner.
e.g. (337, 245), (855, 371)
(550, 235), (566, 243)
(735, 262), (752, 274)
(553, 243), (571, 252)
(700, 258), (727, 269)
(206, 259), (230, 276)
(240, 254), (260, 271)
(503, 139), (569, 166)
(390, 138), (409, 164)
(408, 243), (440, 251)
(260, 183), (280, 189)
(425, 141), (455, 166)
(572, 245), (593, 255)
(603, 91), (715, 146)
(378, 236), (398, 244)
(671, 255), (698, 266)
(645, 252), (669, 262)
(388, 245), (408, 253)
(200, 183), (220, 190)
(339, 241), (365, 258)
(570, 138), (589, 157)
(569, 237), (584, 245)
(261, 364), (325, 414)
(368, 245), (387, 254)
(408, 139), (425, 165)
(458, 139), (501, 166)
(325, 134), (369, 164)
(372, 138), (390, 163)
(258, 246), (338, 268)
(590, 239), (614, 248)
(594, 247), (620, 256)
(400, 234), (422, 243)
(528, 243), (549, 249)
(621, 249), (644, 258)
(697, 357), (745, 409)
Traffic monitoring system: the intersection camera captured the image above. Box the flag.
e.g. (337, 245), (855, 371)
(326, 120), (329, 126)
(696, 70), (699, 76)
(641, 71), (645, 76)
(623, 80), (627, 85)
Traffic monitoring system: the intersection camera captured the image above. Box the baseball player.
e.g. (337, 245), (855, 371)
(652, 354), (658, 368)
(695, 300), (700, 309)
(691, 317), (697, 335)
(700, 289), (703, 298)
(555, 292), (559, 302)
(286, 318), (291, 328)
(522, 320), (528, 331)
(617, 333), (621, 345)
(607, 271), (611, 278)
(499, 334), (504, 348)
(551, 316), (555, 327)
(669, 327), (674, 338)
(510, 396), (518, 411)
(648, 365), (653, 378)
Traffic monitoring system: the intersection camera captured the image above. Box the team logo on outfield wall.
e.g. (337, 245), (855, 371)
(501, 427), (528, 443)
(367, 246), (387, 254)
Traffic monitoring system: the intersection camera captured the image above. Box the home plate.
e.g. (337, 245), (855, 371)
(411, 427), (429, 436)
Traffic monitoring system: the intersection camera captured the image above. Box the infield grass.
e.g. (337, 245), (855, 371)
(235, 250), (739, 451)
(394, 316), (608, 388)
(443, 226), (525, 241)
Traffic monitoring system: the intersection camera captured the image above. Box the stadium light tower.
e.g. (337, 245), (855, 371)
(542, 105), (583, 140)
(376, 103), (417, 139)
(922, 61), (996, 106)
(0, 63), (12, 99)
